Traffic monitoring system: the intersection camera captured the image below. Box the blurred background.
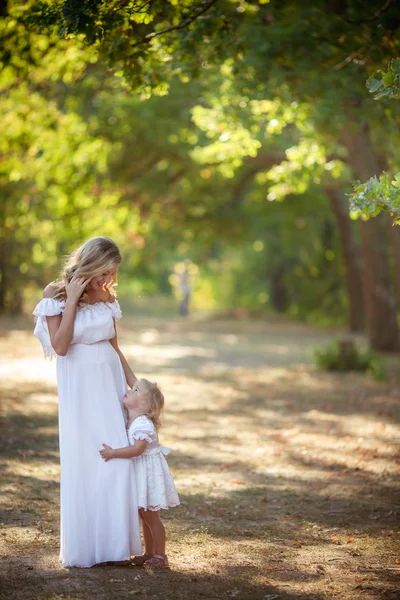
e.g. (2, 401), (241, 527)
(1, 0), (400, 353)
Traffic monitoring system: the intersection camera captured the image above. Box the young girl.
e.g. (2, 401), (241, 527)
(100, 379), (180, 568)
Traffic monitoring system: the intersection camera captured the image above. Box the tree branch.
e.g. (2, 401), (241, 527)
(128, 0), (220, 48)
(230, 152), (286, 209)
(345, 0), (394, 24)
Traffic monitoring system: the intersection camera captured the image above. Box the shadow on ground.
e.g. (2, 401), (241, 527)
(1, 315), (399, 600)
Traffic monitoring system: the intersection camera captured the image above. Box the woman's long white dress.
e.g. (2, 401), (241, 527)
(33, 298), (142, 568)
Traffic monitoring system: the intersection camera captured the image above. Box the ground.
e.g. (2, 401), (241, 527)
(0, 313), (399, 600)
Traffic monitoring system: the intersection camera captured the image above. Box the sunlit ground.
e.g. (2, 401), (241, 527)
(1, 314), (399, 600)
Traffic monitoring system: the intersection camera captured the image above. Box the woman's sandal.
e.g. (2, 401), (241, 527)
(144, 554), (169, 568)
(131, 553), (153, 566)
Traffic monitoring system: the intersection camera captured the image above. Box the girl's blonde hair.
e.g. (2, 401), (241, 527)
(140, 379), (165, 432)
(50, 237), (122, 306)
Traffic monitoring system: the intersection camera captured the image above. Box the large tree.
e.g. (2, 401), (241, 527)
(23, 0), (400, 350)
(3, 1), (400, 349)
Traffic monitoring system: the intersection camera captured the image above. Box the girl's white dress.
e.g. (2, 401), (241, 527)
(33, 298), (142, 568)
(128, 416), (180, 511)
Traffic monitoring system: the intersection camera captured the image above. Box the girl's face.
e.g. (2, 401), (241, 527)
(123, 380), (148, 411)
(88, 268), (117, 291)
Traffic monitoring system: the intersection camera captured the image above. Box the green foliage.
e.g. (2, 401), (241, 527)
(314, 339), (386, 380)
(23, 1), (400, 103)
(349, 172), (400, 224)
(2, 0), (399, 333)
(348, 58), (400, 222)
(24, 0), (232, 95)
(0, 6), (132, 309)
(367, 59), (400, 101)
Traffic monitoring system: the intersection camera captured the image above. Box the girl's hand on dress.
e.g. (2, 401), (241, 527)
(99, 443), (114, 461)
(65, 275), (92, 304)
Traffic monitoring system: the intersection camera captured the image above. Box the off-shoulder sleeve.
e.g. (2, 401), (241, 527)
(107, 300), (122, 321)
(33, 298), (65, 359)
(128, 416), (157, 445)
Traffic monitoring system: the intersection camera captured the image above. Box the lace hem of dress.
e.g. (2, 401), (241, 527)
(138, 501), (180, 512)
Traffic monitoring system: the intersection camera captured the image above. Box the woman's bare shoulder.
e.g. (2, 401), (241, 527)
(43, 284), (57, 298)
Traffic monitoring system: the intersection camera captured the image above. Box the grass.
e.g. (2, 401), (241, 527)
(0, 313), (399, 599)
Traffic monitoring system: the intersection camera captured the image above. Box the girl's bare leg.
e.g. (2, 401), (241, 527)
(140, 509), (154, 556)
(131, 510), (154, 565)
(142, 510), (166, 557)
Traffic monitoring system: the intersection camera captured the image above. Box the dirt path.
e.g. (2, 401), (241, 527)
(1, 315), (399, 599)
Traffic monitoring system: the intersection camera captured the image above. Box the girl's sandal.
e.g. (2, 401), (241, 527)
(131, 553), (153, 566)
(144, 554), (169, 568)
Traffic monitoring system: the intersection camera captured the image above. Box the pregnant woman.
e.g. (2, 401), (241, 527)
(33, 236), (141, 567)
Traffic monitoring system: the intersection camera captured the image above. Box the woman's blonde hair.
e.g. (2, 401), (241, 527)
(50, 237), (122, 306)
(140, 379), (165, 432)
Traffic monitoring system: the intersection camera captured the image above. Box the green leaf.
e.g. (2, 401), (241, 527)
(367, 78), (383, 93)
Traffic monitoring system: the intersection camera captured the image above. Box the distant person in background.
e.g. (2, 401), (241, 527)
(179, 260), (191, 316)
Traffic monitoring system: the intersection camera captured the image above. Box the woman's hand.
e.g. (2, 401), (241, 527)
(99, 443), (114, 462)
(65, 275), (92, 304)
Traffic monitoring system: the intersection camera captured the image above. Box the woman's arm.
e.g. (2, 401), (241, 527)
(99, 440), (147, 461)
(44, 277), (91, 356)
(109, 323), (138, 388)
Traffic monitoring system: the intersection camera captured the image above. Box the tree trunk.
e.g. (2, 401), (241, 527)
(341, 121), (399, 351)
(0, 242), (6, 313)
(325, 188), (365, 331)
(387, 216), (400, 309)
(269, 263), (288, 312)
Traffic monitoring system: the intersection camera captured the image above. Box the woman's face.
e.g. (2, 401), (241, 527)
(88, 268), (117, 291)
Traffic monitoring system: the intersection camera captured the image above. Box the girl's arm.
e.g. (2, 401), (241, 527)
(100, 440), (147, 461)
(45, 277), (91, 356)
(109, 323), (138, 388)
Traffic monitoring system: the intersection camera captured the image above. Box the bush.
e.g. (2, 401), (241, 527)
(314, 339), (387, 380)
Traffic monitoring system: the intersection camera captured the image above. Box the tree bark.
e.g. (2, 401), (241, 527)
(325, 188), (365, 331)
(269, 263), (289, 312)
(387, 216), (400, 308)
(341, 121), (399, 351)
(0, 239), (6, 313)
